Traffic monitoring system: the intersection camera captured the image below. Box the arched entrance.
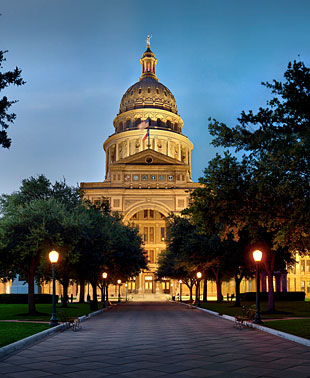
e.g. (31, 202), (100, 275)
(127, 209), (170, 300)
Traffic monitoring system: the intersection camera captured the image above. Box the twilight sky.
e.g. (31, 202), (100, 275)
(1, 0), (310, 194)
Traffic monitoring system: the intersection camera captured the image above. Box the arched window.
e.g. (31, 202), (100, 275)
(119, 122), (123, 132)
(157, 118), (161, 127)
(135, 118), (141, 128)
(174, 123), (178, 131)
(148, 87), (151, 93)
(167, 120), (172, 129)
(126, 120), (131, 129)
(138, 88), (142, 94)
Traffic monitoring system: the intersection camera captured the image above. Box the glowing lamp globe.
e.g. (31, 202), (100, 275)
(117, 279), (121, 284)
(253, 249), (263, 262)
(102, 272), (108, 279)
(197, 272), (202, 279)
(179, 280), (182, 284)
(49, 250), (59, 264)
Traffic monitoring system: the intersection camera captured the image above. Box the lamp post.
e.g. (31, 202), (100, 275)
(196, 272), (202, 307)
(49, 250), (59, 327)
(117, 279), (121, 303)
(253, 249), (263, 324)
(102, 272), (107, 308)
(125, 283), (128, 302)
(171, 283), (174, 300)
(179, 280), (182, 302)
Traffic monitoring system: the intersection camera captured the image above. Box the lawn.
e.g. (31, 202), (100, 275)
(200, 300), (310, 319)
(0, 302), (96, 321)
(0, 322), (49, 348)
(264, 319), (310, 340)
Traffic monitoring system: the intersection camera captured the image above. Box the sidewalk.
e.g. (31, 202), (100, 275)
(1, 302), (310, 377)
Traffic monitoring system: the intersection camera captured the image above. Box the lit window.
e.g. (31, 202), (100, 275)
(149, 227), (154, 242)
(144, 210), (148, 219)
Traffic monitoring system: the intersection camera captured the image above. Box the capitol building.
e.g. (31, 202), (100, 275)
(81, 38), (200, 299)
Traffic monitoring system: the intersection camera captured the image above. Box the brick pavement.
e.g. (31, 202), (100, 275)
(1, 302), (310, 378)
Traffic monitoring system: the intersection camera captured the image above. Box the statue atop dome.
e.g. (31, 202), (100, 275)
(146, 33), (152, 48)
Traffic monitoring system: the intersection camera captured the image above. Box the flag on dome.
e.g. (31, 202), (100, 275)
(138, 119), (149, 130)
(142, 128), (149, 142)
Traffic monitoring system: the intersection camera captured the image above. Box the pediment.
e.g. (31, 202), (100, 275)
(112, 149), (185, 166)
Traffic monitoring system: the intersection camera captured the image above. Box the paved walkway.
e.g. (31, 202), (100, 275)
(1, 302), (310, 378)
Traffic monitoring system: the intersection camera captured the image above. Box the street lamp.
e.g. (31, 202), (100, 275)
(252, 249), (263, 324)
(171, 283), (174, 300)
(49, 250), (59, 327)
(102, 272), (107, 308)
(125, 283), (128, 301)
(196, 272), (202, 307)
(179, 280), (182, 302)
(117, 279), (121, 303)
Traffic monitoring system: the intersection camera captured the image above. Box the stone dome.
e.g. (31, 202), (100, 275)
(113, 45), (183, 134)
(118, 77), (179, 115)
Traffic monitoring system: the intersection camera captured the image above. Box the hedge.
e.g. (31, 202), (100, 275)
(0, 294), (58, 304)
(239, 291), (305, 301)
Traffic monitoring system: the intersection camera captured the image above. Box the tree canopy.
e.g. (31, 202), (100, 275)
(0, 50), (25, 148)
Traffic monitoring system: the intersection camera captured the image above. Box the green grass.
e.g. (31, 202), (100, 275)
(0, 322), (49, 348)
(200, 300), (310, 318)
(0, 303), (95, 321)
(264, 319), (310, 340)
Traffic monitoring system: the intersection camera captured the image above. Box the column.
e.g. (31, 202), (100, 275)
(115, 143), (119, 161)
(178, 143), (182, 161)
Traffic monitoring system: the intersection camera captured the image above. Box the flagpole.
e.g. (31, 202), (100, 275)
(147, 127), (150, 149)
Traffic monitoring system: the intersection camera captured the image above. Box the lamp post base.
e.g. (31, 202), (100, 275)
(49, 314), (59, 327)
(253, 312), (263, 325)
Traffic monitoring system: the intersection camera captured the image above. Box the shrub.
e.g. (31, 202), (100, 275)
(0, 294), (58, 304)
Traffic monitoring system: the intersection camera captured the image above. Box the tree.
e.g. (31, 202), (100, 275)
(0, 175), (82, 314)
(184, 153), (292, 310)
(0, 50), (25, 148)
(208, 60), (310, 253)
(0, 197), (68, 314)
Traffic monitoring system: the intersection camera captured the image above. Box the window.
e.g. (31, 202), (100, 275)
(138, 88), (142, 94)
(306, 261), (310, 273)
(148, 250), (155, 264)
(148, 87), (150, 93)
(143, 227), (148, 242)
(142, 175), (148, 181)
(161, 227), (166, 241)
(301, 260), (305, 273)
(132, 213), (137, 219)
(307, 281), (310, 294)
(301, 281), (305, 291)
(156, 88), (159, 94)
(144, 210), (148, 219)
(149, 227), (154, 242)
(149, 210), (154, 218)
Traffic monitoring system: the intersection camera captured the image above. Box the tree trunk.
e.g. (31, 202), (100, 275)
(235, 277), (241, 307)
(189, 285), (193, 301)
(195, 282), (199, 303)
(106, 285), (109, 302)
(27, 271), (37, 315)
(211, 268), (222, 302)
(216, 281), (222, 302)
(203, 279), (207, 302)
(79, 279), (85, 303)
(100, 286), (104, 302)
(61, 279), (69, 308)
(91, 281), (98, 310)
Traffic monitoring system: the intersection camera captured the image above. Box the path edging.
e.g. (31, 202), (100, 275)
(180, 302), (310, 348)
(0, 307), (107, 359)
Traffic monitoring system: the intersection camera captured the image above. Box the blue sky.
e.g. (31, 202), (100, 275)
(1, 0), (309, 194)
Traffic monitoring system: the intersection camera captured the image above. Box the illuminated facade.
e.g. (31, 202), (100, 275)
(81, 41), (199, 299)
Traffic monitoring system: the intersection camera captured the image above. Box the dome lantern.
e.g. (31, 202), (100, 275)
(139, 34), (158, 81)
